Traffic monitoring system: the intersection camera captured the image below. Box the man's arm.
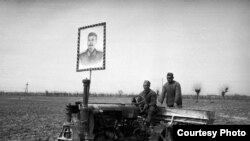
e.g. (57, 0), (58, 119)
(148, 91), (157, 106)
(158, 86), (166, 104)
(174, 82), (182, 106)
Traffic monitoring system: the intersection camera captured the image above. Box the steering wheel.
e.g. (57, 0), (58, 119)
(132, 95), (146, 112)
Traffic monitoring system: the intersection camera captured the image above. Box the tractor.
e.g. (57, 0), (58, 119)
(56, 79), (215, 141)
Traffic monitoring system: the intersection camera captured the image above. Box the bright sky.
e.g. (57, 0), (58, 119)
(0, 0), (250, 95)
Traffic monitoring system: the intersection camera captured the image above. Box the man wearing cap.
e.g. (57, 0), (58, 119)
(159, 73), (182, 108)
(132, 80), (157, 124)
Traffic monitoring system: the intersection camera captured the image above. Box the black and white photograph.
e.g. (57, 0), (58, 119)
(77, 23), (106, 71)
(0, 0), (250, 141)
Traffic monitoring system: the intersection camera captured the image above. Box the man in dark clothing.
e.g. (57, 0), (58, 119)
(159, 73), (182, 108)
(132, 80), (157, 123)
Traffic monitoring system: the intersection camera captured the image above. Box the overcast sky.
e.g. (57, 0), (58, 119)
(0, 0), (250, 95)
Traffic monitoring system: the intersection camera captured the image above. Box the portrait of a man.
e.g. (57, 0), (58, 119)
(79, 32), (103, 66)
(77, 22), (106, 72)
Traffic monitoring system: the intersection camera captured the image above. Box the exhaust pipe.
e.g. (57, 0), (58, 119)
(79, 79), (92, 141)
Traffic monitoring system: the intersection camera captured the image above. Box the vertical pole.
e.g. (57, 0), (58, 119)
(25, 82), (29, 93)
(89, 69), (92, 94)
(89, 69), (92, 82)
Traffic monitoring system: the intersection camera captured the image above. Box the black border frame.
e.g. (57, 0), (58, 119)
(76, 22), (106, 72)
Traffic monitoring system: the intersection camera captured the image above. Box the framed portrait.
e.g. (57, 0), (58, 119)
(76, 22), (106, 72)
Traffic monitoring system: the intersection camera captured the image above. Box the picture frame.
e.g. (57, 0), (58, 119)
(76, 22), (106, 72)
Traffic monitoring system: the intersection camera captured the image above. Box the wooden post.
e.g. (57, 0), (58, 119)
(89, 69), (92, 82)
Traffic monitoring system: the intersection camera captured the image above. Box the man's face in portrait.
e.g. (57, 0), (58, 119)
(87, 35), (97, 52)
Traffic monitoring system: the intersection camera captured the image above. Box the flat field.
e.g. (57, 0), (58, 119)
(0, 95), (250, 141)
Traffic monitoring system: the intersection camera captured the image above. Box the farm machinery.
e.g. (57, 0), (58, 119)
(56, 79), (215, 141)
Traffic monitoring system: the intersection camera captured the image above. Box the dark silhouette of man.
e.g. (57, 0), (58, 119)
(159, 72), (182, 108)
(79, 32), (103, 66)
(132, 80), (157, 124)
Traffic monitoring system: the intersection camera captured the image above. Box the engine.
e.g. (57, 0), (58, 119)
(57, 102), (165, 141)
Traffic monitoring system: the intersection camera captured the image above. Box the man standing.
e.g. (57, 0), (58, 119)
(159, 73), (182, 108)
(79, 32), (103, 66)
(132, 80), (157, 124)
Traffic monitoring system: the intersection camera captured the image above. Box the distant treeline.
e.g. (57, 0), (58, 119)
(182, 94), (250, 100)
(0, 91), (249, 100)
(0, 91), (133, 97)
